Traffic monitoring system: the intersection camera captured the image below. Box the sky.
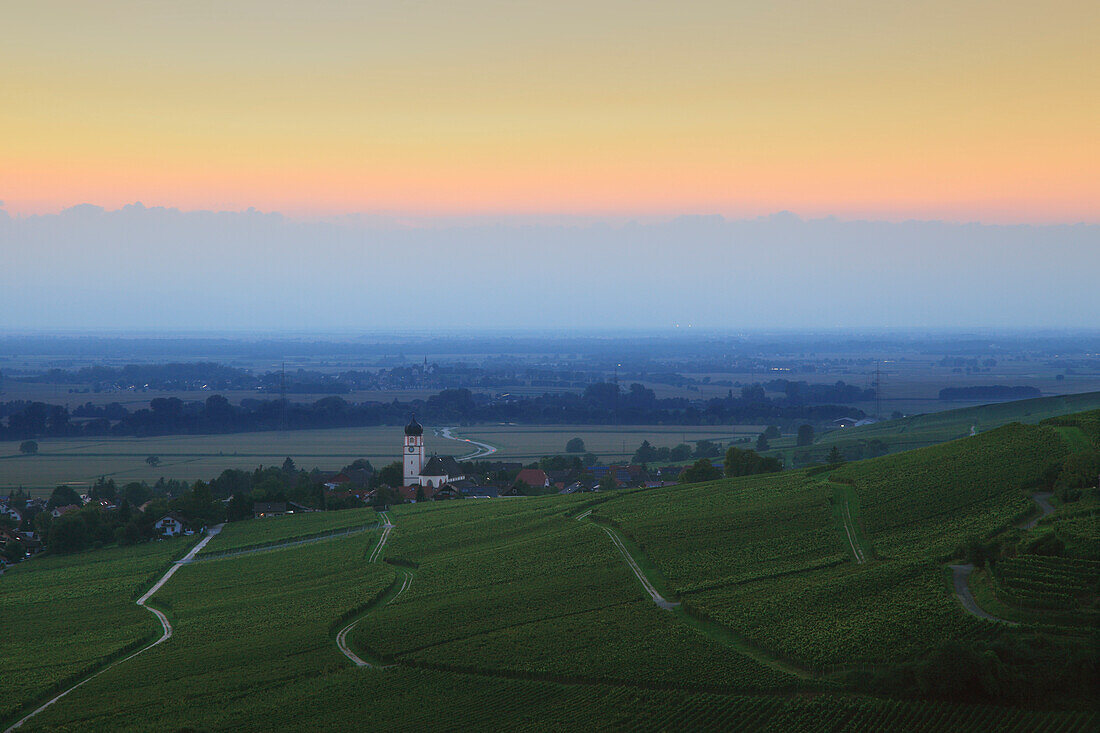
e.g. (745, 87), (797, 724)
(2, 2), (1097, 332)
(2, 206), (1097, 331)
(3, 1), (1097, 222)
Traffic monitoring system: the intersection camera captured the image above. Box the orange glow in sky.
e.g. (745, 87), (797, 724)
(3, 1), (1097, 222)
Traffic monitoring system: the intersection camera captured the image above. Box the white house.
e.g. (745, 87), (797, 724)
(1, 505), (22, 523)
(155, 513), (185, 537)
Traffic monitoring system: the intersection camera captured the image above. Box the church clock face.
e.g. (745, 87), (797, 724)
(407, 445), (417, 453)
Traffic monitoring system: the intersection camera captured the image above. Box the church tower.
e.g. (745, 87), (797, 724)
(403, 415), (425, 486)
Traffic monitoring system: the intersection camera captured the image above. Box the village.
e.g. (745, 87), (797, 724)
(0, 417), (687, 569)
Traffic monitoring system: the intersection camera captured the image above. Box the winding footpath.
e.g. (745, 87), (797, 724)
(5, 524), (225, 733)
(439, 427), (497, 460)
(335, 512), (410, 669)
(950, 493), (1056, 624)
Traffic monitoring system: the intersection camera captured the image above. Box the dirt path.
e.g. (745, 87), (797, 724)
(367, 513), (394, 564)
(600, 525), (681, 610)
(827, 482), (869, 564)
(5, 524), (225, 733)
(839, 498), (866, 564)
(949, 564), (1018, 626)
(438, 427), (497, 460)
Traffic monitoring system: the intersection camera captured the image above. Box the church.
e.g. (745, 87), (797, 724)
(403, 416), (466, 488)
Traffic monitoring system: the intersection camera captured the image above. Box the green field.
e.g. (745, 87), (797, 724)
(4, 408), (1098, 730)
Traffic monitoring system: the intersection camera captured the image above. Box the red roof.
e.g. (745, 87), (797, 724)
(516, 469), (549, 487)
(397, 484), (438, 502)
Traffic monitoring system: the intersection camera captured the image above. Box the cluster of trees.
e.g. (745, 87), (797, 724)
(763, 379), (875, 404)
(678, 445), (783, 485)
(1, 382), (862, 441)
(631, 439), (721, 464)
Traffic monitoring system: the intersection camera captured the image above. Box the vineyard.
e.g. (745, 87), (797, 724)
(197, 505), (381, 555)
(591, 471), (848, 594)
(0, 537), (192, 724)
(6, 408), (1100, 730)
(989, 555), (1099, 626)
(830, 423), (1070, 557)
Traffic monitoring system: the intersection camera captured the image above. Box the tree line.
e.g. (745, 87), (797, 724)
(1, 383), (863, 441)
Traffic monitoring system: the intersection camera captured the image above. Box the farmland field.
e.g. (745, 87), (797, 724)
(0, 423), (753, 493)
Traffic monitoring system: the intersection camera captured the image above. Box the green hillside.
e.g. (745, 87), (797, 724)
(5, 410), (1099, 731)
(793, 390), (1100, 464)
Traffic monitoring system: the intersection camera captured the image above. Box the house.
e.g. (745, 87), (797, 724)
(0, 526), (22, 549)
(154, 513), (185, 537)
(432, 484), (463, 500)
(418, 455), (466, 489)
(51, 504), (80, 519)
(515, 468), (550, 489)
(253, 502), (287, 517)
(831, 417), (859, 428)
(451, 480), (498, 499)
(397, 485), (438, 503)
(1, 505), (22, 523)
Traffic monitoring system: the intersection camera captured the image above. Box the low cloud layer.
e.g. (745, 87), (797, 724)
(2, 204), (1096, 331)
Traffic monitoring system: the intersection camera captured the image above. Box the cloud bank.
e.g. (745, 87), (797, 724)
(2, 204), (1097, 331)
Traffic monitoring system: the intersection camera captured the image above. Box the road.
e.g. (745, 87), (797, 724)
(439, 427), (497, 460)
(949, 564), (1018, 625)
(1020, 492), (1055, 530)
(5, 524), (225, 733)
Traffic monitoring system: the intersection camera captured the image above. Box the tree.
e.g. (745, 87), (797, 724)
(598, 473), (618, 491)
(145, 455), (161, 467)
(415, 486), (426, 502)
(756, 433), (770, 451)
(632, 440), (659, 464)
(763, 425), (781, 440)
(48, 485), (82, 510)
(565, 437), (586, 453)
(693, 440), (721, 459)
(281, 456), (297, 473)
(669, 443), (693, 461)
(680, 459), (722, 484)
(827, 445), (844, 466)
(724, 446), (781, 477)
(19, 440), (38, 455)
(377, 461), (404, 488)
(796, 424), (814, 447)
